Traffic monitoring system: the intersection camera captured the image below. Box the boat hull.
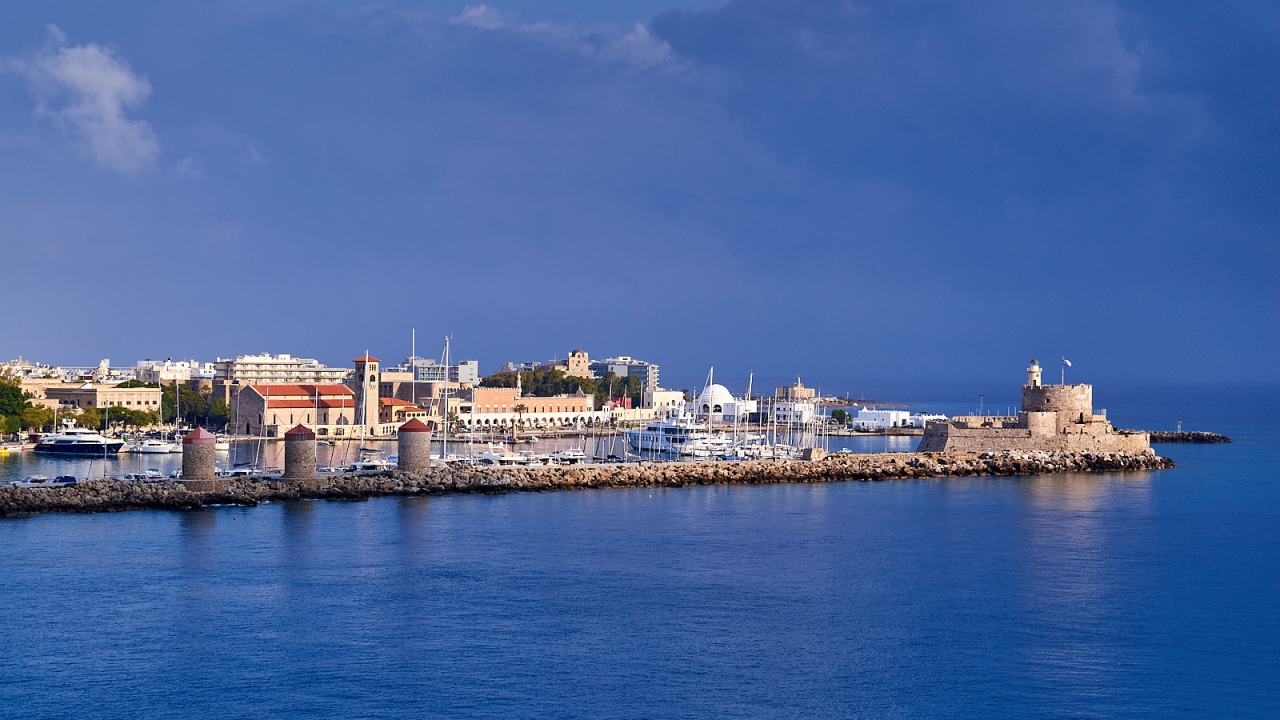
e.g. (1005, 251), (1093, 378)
(34, 441), (125, 456)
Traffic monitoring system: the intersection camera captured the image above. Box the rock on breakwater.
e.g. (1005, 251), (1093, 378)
(0, 450), (1174, 518)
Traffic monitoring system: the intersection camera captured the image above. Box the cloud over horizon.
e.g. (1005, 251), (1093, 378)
(10, 26), (159, 173)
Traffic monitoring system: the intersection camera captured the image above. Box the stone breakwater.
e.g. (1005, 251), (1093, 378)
(0, 450), (1174, 518)
(1146, 431), (1231, 444)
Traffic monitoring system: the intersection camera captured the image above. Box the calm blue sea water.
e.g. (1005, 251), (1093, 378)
(1, 385), (1276, 719)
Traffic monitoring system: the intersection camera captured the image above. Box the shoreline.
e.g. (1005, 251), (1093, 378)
(0, 450), (1173, 518)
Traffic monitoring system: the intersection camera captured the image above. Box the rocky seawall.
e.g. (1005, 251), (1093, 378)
(0, 450), (1174, 518)
(1146, 431), (1231, 444)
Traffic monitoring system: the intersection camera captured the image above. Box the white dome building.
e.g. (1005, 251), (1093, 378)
(695, 384), (757, 422)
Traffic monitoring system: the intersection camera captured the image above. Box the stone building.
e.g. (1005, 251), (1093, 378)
(917, 359), (1149, 453)
(458, 386), (603, 429)
(230, 383), (364, 438)
(42, 384), (163, 414)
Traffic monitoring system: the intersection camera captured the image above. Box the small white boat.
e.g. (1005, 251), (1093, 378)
(345, 458), (393, 472)
(214, 435), (231, 451)
(474, 443), (529, 466)
(548, 448), (587, 465)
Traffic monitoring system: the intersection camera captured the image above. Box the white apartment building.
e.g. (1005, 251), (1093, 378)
(643, 389), (687, 420)
(772, 400), (818, 425)
(214, 353), (352, 402)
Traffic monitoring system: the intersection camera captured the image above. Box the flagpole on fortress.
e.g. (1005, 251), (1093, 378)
(1062, 357), (1071, 385)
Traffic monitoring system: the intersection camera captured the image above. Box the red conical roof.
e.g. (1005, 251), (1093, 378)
(284, 424), (316, 440)
(183, 427), (216, 445)
(398, 419), (431, 433)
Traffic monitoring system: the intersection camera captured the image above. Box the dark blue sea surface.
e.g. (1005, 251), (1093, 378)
(1, 386), (1276, 718)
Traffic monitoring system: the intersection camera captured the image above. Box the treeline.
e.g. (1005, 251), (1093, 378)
(479, 370), (646, 408)
(118, 381), (229, 428)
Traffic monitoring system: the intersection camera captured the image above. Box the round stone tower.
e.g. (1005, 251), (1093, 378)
(282, 424), (317, 481)
(1026, 358), (1043, 388)
(397, 418), (432, 472)
(181, 427), (217, 481)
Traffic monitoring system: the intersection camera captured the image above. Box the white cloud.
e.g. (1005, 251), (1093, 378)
(451, 5), (507, 30)
(11, 27), (160, 173)
(446, 6), (673, 68)
(595, 23), (673, 68)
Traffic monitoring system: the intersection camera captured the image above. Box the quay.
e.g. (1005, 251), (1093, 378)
(0, 449), (1173, 518)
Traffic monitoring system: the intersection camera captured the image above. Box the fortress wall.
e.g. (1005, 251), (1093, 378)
(1022, 384), (1092, 417)
(1024, 411), (1058, 436)
(918, 425), (1034, 452)
(948, 415), (1021, 429)
(919, 423), (1150, 454)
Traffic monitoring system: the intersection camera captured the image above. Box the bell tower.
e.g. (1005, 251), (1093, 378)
(353, 354), (381, 433)
(1026, 358), (1042, 388)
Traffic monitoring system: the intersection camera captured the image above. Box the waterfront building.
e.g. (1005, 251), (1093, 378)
(457, 386), (604, 429)
(917, 359), (1150, 452)
(771, 399), (818, 425)
(230, 383), (370, 438)
(643, 389), (687, 420)
(213, 353), (352, 403)
(589, 356), (659, 388)
(378, 398), (428, 424)
(692, 384), (757, 423)
(43, 384), (163, 414)
(848, 408), (912, 429)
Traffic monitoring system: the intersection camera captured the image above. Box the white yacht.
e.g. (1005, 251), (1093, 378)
(33, 423), (125, 456)
(128, 439), (179, 454)
(474, 443), (529, 466)
(624, 414), (734, 458)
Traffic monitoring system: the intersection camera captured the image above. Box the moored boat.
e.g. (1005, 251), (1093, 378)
(33, 424), (125, 456)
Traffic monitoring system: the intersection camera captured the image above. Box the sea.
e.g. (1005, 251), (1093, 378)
(0, 384), (1276, 719)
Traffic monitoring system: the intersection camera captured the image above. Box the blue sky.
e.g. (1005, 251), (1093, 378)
(0, 1), (1276, 395)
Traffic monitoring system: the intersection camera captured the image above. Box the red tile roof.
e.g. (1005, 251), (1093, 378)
(249, 384), (353, 397)
(182, 427), (216, 445)
(399, 419), (431, 433)
(284, 424), (315, 440)
(354, 355), (380, 363)
(267, 398), (355, 409)
(379, 397), (418, 406)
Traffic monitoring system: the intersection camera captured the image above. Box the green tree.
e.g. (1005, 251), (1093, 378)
(160, 383), (226, 429)
(831, 409), (851, 424)
(115, 380), (158, 389)
(0, 376), (30, 434)
(79, 407), (104, 431)
(22, 405), (54, 431)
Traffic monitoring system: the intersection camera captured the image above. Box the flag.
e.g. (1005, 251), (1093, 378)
(1062, 358), (1072, 367)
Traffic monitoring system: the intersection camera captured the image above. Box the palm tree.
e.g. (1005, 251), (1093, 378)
(513, 403), (527, 439)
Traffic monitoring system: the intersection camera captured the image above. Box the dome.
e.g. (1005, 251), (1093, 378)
(1029, 358), (1041, 369)
(698, 384), (735, 413)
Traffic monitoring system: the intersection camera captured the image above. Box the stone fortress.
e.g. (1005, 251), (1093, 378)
(917, 359), (1150, 453)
